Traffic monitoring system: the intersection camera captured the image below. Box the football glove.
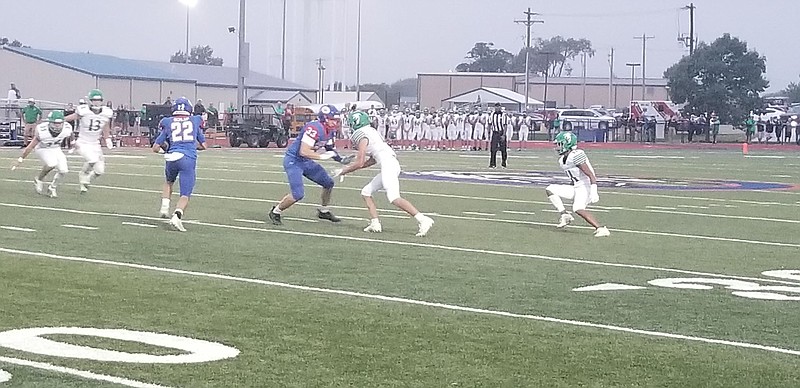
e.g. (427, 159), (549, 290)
(589, 184), (600, 204)
(332, 168), (345, 182)
(339, 154), (356, 165)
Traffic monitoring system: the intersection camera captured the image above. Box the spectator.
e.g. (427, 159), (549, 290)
(193, 99), (206, 116)
(274, 101), (285, 116)
(21, 98), (42, 146)
(206, 102), (219, 128)
(7, 83), (21, 101)
(744, 114), (756, 144)
(164, 96), (173, 106)
(709, 112), (720, 144)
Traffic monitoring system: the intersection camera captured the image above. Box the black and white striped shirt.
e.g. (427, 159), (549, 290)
(489, 111), (509, 133)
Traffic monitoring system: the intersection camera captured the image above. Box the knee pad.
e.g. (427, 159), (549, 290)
(386, 190), (401, 203)
(360, 185), (374, 198)
(93, 161), (105, 176)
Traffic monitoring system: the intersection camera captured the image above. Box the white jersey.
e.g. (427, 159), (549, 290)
(559, 149), (595, 186)
(35, 122), (73, 149)
(350, 125), (396, 165)
(377, 115), (386, 131)
(76, 105), (113, 144)
(388, 115), (401, 130)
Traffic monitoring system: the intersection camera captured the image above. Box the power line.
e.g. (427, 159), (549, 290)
(543, 8), (680, 18)
(514, 8), (544, 112)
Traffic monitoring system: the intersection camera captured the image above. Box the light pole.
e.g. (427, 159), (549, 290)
(317, 58), (326, 104)
(178, 0), (198, 64)
(281, 0), (287, 80)
(355, 0), (362, 102)
(626, 62), (641, 105)
(236, 0), (247, 112)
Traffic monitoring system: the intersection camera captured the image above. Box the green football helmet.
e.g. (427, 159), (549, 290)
(347, 111), (371, 131)
(47, 110), (65, 132)
(554, 131), (578, 155)
(88, 89), (104, 107)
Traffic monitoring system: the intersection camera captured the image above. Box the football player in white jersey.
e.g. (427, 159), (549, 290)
(64, 89), (114, 193)
(545, 131), (610, 237)
(12, 111), (73, 198)
(335, 111), (434, 237)
(411, 111), (424, 149)
(387, 111), (401, 147)
(376, 109), (387, 139)
(401, 111), (414, 149)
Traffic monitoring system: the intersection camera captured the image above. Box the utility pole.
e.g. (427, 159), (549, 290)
(633, 34), (655, 101)
(316, 58), (326, 104)
(608, 47), (615, 108)
(281, 0), (287, 80)
(514, 8), (544, 112)
(356, 0), (363, 102)
(581, 51), (588, 108)
(236, 0), (247, 112)
(682, 3), (696, 55)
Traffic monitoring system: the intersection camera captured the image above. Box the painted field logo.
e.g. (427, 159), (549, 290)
(400, 170), (795, 191)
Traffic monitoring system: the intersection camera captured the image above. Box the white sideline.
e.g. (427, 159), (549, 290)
(2, 202), (800, 287)
(1, 246), (799, 359)
(0, 355), (169, 388)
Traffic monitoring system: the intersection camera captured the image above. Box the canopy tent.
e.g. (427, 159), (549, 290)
(443, 87), (543, 111)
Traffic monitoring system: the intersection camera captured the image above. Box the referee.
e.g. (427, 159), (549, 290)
(488, 103), (509, 168)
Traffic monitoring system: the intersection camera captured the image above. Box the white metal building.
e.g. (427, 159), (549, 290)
(0, 46), (316, 109)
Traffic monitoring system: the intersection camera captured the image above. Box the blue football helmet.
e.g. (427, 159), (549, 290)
(173, 97), (193, 115)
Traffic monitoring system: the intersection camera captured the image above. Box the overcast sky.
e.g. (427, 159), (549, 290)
(5, 0), (800, 92)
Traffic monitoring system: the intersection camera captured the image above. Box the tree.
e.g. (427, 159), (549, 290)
(664, 33), (768, 124)
(456, 42), (514, 73)
(780, 80), (800, 103)
(349, 78), (417, 107)
(170, 45), (223, 66)
(1, 37), (29, 48)
(509, 36), (593, 77)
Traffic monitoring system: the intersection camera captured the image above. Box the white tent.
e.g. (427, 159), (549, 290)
(443, 87), (543, 109)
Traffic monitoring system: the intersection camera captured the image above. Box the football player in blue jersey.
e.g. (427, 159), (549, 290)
(269, 105), (350, 225)
(151, 97), (207, 232)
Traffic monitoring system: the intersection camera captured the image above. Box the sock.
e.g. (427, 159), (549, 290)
(82, 163), (92, 175)
(272, 206), (282, 215)
(370, 218), (380, 225)
(161, 198), (170, 210)
(319, 206), (330, 213)
(51, 172), (65, 188)
(414, 213), (427, 222)
(174, 209), (183, 219)
(548, 195), (566, 213)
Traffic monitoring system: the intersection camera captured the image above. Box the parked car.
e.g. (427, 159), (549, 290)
(556, 109), (617, 131)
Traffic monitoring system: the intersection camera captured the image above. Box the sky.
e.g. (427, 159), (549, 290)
(4, 0), (800, 92)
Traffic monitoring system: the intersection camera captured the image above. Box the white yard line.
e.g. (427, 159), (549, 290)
(121, 222), (158, 229)
(0, 355), (169, 388)
(62, 224), (98, 230)
(284, 217), (319, 223)
(0, 226), (35, 232)
(233, 219), (266, 224)
(645, 206), (677, 211)
(462, 211), (496, 216)
(2, 203), (800, 286)
(1, 246), (800, 359)
(503, 210), (532, 215)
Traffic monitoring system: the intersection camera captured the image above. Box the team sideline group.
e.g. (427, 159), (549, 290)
(354, 108), (542, 150)
(9, 93), (609, 238)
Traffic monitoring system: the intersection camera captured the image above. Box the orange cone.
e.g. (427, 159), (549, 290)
(742, 142), (749, 155)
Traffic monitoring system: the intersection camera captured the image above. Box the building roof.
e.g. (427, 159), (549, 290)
(419, 71), (524, 77)
(248, 90), (313, 104)
(322, 91), (383, 105)
(443, 87), (544, 106)
(3, 46), (315, 91)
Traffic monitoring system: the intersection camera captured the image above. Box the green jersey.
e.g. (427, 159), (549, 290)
(22, 105), (42, 124)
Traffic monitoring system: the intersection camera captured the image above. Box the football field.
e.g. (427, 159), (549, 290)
(0, 145), (799, 387)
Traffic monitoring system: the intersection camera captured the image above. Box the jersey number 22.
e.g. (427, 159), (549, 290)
(171, 121), (195, 142)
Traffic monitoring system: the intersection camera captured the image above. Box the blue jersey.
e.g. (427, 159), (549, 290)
(155, 115), (206, 159)
(285, 121), (335, 160)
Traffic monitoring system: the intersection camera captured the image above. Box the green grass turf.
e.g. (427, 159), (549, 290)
(0, 146), (798, 387)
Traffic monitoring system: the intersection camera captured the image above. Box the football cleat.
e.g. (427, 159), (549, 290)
(169, 214), (186, 232)
(34, 177), (44, 195)
(78, 172), (90, 193)
(159, 208), (170, 219)
(556, 213), (574, 228)
(363, 222), (382, 233)
(269, 206), (283, 225)
(594, 226), (611, 237)
(47, 185), (57, 198)
(317, 210), (341, 223)
(415, 216), (434, 237)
